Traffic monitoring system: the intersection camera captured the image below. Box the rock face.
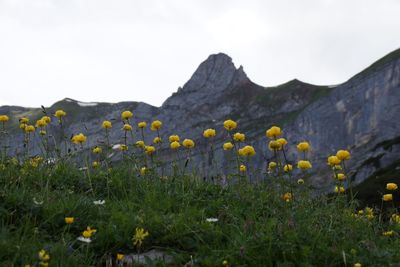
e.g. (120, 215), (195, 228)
(1, 48), (400, 190)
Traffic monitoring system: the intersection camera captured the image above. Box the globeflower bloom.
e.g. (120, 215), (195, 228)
(283, 164), (293, 172)
(153, 137), (162, 144)
(24, 125), (35, 133)
(297, 142), (310, 152)
(150, 120), (162, 130)
(41, 116), (51, 123)
(337, 173), (346, 181)
(19, 117), (29, 124)
(268, 140), (282, 151)
(38, 249), (50, 262)
(144, 145), (156, 155)
(223, 142), (233, 151)
(383, 194), (393, 201)
(335, 186), (345, 193)
(102, 120), (112, 129)
(170, 141), (180, 149)
(297, 160), (312, 170)
(54, 110), (66, 119)
(282, 192), (292, 202)
(136, 141), (145, 148)
(239, 164), (247, 172)
(0, 115), (9, 122)
(203, 128), (216, 138)
(277, 138), (288, 146)
(233, 132), (245, 142)
(266, 126), (282, 139)
(132, 227), (149, 248)
(169, 135), (180, 143)
(386, 183), (398, 191)
(65, 217), (74, 224)
(336, 149), (351, 160)
(268, 161), (277, 169)
(182, 139), (195, 149)
(121, 111), (133, 120)
(223, 119), (237, 131)
(238, 145), (256, 156)
(327, 155), (341, 166)
(117, 253), (124, 261)
(92, 146), (102, 154)
(138, 121), (147, 128)
(72, 133), (87, 144)
(119, 144), (128, 151)
(123, 124), (132, 131)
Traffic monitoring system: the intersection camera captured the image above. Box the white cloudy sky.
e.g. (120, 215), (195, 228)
(0, 0), (399, 107)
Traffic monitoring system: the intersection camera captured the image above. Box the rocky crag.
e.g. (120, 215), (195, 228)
(1, 48), (400, 191)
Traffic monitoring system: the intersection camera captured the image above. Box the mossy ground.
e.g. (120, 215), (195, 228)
(1, 159), (399, 266)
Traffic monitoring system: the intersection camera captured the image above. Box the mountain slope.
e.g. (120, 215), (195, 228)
(1, 48), (400, 190)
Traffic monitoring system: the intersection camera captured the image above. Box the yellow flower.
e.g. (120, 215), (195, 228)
(223, 119), (237, 131)
(335, 186), (345, 193)
(238, 145), (256, 157)
(354, 263), (362, 267)
(132, 227), (149, 248)
(0, 115), (9, 122)
(138, 121), (147, 128)
(145, 145), (156, 155)
(119, 144), (128, 151)
(391, 214), (400, 224)
(65, 217), (74, 224)
(336, 149), (351, 160)
(38, 249), (50, 261)
(40, 130), (46, 136)
(383, 230), (394, 236)
(92, 161), (100, 168)
(277, 138), (288, 146)
(203, 128), (216, 138)
(19, 123), (27, 130)
(117, 253), (124, 261)
(55, 110), (66, 119)
(282, 192), (292, 202)
(102, 120), (112, 129)
(82, 226), (97, 238)
(24, 125), (35, 133)
(170, 141), (180, 150)
(268, 140), (282, 150)
(169, 135), (180, 143)
(283, 164), (292, 172)
(71, 133), (87, 144)
(268, 161), (277, 169)
(150, 120), (162, 130)
(153, 137), (162, 144)
(327, 155), (341, 166)
(266, 126), (282, 139)
(182, 139), (195, 149)
(233, 132), (245, 142)
(297, 160), (312, 170)
(19, 117), (29, 124)
(297, 178), (305, 184)
(30, 156), (43, 168)
(223, 142), (233, 150)
(140, 167), (147, 175)
(383, 194), (393, 201)
(337, 173), (346, 181)
(92, 146), (102, 154)
(222, 259), (229, 266)
(386, 183), (398, 191)
(41, 116), (51, 123)
(239, 164), (247, 172)
(121, 110), (133, 120)
(123, 124), (132, 131)
(297, 142), (310, 152)
(136, 141), (145, 148)
(35, 119), (47, 128)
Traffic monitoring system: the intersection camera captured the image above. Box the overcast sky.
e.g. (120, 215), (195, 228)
(0, 0), (399, 107)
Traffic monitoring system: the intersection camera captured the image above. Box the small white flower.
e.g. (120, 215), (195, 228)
(79, 167), (88, 171)
(112, 144), (121, 150)
(93, 200), (105, 205)
(33, 197), (43, 205)
(206, 218), (218, 222)
(77, 236), (92, 243)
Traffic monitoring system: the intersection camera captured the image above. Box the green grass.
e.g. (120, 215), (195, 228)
(1, 159), (400, 266)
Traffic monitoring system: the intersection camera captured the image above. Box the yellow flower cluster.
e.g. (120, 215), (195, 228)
(71, 133), (87, 145)
(238, 145), (256, 157)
